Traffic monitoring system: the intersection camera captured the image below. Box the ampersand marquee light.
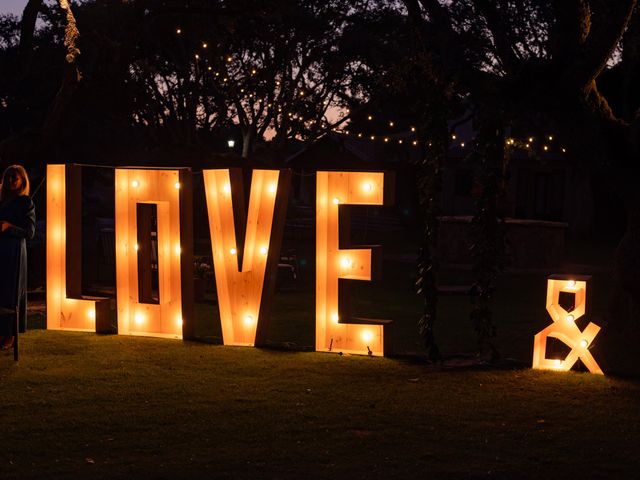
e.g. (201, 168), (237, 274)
(115, 168), (194, 339)
(203, 168), (291, 346)
(316, 171), (394, 356)
(47, 164), (111, 332)
(533, 274), (603, 375)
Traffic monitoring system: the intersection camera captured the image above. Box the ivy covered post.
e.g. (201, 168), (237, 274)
(469, 117), (508, 361)
(415, 122), (449, 361)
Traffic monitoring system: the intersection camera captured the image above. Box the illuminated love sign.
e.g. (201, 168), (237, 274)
(46, 165), (391, 356)
(532, 275), (603, 375)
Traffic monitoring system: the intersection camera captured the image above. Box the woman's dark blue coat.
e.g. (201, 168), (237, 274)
(0, 195), (36, 335)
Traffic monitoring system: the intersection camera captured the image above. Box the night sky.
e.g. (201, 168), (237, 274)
(1, 0), (28, 16)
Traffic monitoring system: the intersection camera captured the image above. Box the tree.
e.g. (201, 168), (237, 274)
(1, 0), (369, 162)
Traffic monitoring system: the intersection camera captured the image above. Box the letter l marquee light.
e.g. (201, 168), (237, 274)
(203, 168), (291, 346)
(115, 168), (194, 339)
(47, 164), (111, 331)
(316, 171), (393, 356)
(533, 274), (603, 374)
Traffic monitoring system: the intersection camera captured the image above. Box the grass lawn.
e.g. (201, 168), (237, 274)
(1, 330), (639, 479)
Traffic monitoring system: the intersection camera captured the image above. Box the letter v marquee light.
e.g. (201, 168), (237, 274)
(115, 168), (194, 339)
(203, 169), (291, 346)
(47, 164), (111, 332)
(316, 171), (393, 356)
(533, 274), (603, 374)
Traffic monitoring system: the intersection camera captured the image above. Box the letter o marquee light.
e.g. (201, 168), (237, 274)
(115, 168), (194, 339)
(533, 274), (603, 375)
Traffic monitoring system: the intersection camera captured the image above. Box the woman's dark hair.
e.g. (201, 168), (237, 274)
(0, 165), (30, 202)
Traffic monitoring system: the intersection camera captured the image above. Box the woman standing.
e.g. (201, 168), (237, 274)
(0, 165), (36, 350)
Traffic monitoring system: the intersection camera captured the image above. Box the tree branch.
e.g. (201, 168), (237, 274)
(17, 0), (43, 77)
(571, 0), (637, 88)
(478, 0), (523, 74)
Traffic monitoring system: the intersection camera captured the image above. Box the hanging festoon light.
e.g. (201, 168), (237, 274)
(316, 171), (394, 356)
(203, 169), (291, 346)
(46, 164), (111, 332)
(114, 168), (194, 339)
(532, 274), (603, 374)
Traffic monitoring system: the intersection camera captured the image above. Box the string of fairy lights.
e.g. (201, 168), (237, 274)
(174, 26), (345, 133)
(174, 27), (569, 155)
(331, 118), (568, 155)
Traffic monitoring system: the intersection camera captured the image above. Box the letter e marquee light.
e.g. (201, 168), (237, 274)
(203, 169), (291, 346)
(316, 171), (393, 356)
(115, 168), (194, 339)
(47, 164), (111, 332)
(533, 274), (603, 374)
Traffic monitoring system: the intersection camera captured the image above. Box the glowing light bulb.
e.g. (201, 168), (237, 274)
(331, 313), (339, 324)
(389, 121), (394, 127)
(222, 183), (231, 194)
(412, 140), (418, 146)
(460, 142), (465, 148)
(555, 359), (562, 367)
(229, 248), (237, 255)
(580, 339), (588, 348)
(362, 331), (373, 343)
(268, 183), (277, 193)
(226, 56), (232, 62)
(566, 314), (574, 323)
(175, 245), (182, 255)
(260, 246), (268, 256)
(131, 180), (139, 188)
(367, 115), (373, 121)
(567, 280), (576, 288)
(174, 182), (181, 189)
(202, 42), (208, 48)
(244, 315), (254, 326)
(370, 135), (375, 140)
(87, 309), (95, 320)
(451, 133), (457, 140)
(134, 243), (139, 251)
(363, 182), (373, 192)
(176, 28), (182, 34)
(341, 257), (352, 268)
(528, 137), (534, 142)
(332, 197), (340, 205)
(548, 135), (553, 141)
(543, 145), (549, 151)
(134, 312), (144, 325)
(411, 127), (416, 132)
(398, 139), (403, 144)
(176, 316), (183, 327)
(195, 54), (199, 59)
(384, 137), (389, 143)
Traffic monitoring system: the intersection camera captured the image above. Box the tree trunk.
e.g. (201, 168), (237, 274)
(242, 128), (255, 158)
(602, 186), (640, 376)
(18, 0), (43, 77)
